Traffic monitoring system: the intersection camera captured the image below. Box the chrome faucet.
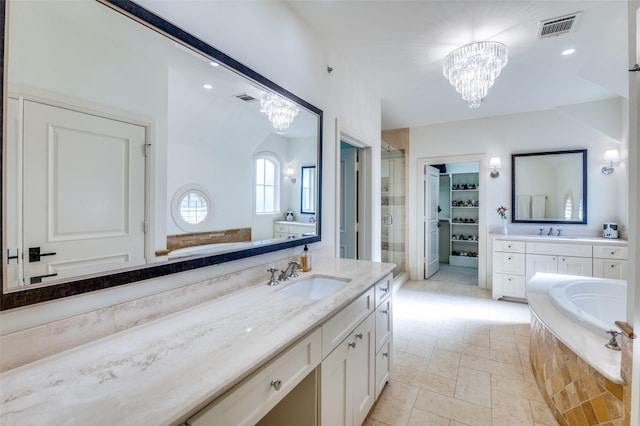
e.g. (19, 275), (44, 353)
(266, 267), (280, 286)
(279, 261), (303, 281)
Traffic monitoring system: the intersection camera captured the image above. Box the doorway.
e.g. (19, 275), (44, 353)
(340, 141), (359, 259)
(416, 156), (486, 288)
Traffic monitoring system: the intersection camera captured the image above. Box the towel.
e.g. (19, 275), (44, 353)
(517, 196), (531, 219)
(531, 195), (546, 219)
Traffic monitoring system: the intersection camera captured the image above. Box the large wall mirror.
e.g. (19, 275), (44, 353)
(511, 150), (587, 224)
(1, 0), (323, 309)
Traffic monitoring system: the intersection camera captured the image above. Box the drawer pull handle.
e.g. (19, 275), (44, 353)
(382, 352), (389, 358)
(355, 333), (363, 340)
(507, 256), (512, 260)
(270, 379), (282, 391)
(507, 278), (512, 282)
(610, 264), (616, 268)
(507, 244), (512, 248)
(381, 309), (389, 315)
(348, 341), (356, 348)
(610, 251), (616, 255)
(380, 286), (389, 293)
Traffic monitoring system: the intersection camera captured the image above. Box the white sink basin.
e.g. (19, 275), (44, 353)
(277, 276), (349, 300)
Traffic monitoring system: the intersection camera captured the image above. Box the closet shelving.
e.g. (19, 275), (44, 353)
(449, 172), (479, 268)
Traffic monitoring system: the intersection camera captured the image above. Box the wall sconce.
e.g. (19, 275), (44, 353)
(286, 168), (297, 183)
(489, 157), (502, 178)
(601, 150), (620, 175)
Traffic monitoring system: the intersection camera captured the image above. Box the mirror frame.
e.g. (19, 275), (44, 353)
(0, 0), (323, 310)
(511, 149), (587, 225)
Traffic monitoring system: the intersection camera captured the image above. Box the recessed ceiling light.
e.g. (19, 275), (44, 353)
(562, 48), (576, 56)
(203, 84), (213, 90)
(210, 61), (220, 67)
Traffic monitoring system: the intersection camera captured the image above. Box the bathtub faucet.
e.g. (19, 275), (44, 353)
(547, 227), (554, 236)
(605, 330), (621, 351)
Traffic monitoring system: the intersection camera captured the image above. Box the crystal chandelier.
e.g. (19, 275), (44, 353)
(260, 92), (299, 134)
(443, 41), (508, 108)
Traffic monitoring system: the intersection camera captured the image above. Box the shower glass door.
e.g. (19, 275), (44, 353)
(381, 141), (405, 276)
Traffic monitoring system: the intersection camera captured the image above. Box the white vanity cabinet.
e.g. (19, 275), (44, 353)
(492, 240), (526, 299)
(492, 235), (627, 301)
(187, 328), (322, 426)
(273, 221), (315, 239)
(374, 275), (393, 399)
(592, 245), (628, 279)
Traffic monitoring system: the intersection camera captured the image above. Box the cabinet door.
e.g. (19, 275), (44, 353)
(558, 256), (592, 277)
(351, 314), (376, 426)
(525, 254), (558, 282)
(375, 339), (392, 399)
(320, 340), (350, 426)
(593, 259), (628, 280)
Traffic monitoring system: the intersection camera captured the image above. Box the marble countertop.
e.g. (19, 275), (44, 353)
(0, 258), (394, 426)
(491, 233), (628, 245)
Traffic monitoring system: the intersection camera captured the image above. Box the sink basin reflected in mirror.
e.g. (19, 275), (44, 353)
(276, 276), (349, 300)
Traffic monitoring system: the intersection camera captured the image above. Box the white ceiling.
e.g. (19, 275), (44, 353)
(286, 0), (629, 130)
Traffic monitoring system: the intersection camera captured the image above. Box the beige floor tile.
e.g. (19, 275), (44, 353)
(406, 407), (451, 426)
(491, 389), (535, 425)
(426, 347), (461, 379)
(435, 337), (491, 359)
(369, 380), (419, 426)
(491, 374), (545, 402)
(530, 400), (560, 425)
(489, 339), (521, 366)
(414, 389), (492, 426)
(455, 366), (491, 408)
(459, 353), (524, 380)
(392, 364), (456, 396)
(365, 276), (557, 426)
(394, 350), (431, 372)
(363, 418), (392, 426)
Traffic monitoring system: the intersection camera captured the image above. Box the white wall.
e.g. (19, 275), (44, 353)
(1, 1), (382, 333)
(408, 98), (627, 282)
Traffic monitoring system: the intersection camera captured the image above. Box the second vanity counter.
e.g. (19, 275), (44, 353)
(0, 258), (394, 425)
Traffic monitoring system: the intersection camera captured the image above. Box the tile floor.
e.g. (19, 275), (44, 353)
(364, 265), (559, 426)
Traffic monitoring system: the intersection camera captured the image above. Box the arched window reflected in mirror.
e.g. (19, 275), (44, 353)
(255, 153), (280, 215)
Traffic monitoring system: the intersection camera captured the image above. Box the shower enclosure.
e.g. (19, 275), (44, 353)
(381, 141), (406, 277)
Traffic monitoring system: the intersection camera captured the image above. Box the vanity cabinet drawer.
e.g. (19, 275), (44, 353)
(593, 259), (628, 280)
(187, 328), (321, 426)
(322, 287), (375, 358)
(493, 240), (525, 253)
(274, 224), (289, 233)
(374, 273), (392, 307)
(375, 298), (392, 352)
(526, 242), (592, 257)
(493, 252), (525, 274)
(593, 245), (628, 260)
(493, 274), (526, 298)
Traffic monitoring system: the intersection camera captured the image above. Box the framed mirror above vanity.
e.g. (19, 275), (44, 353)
(511, 149), (587, 224)
(1, 0), (323, 310)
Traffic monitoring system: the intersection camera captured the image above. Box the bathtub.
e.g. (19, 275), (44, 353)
(548, 278), (626, 336)
(527, 273), (625, 382)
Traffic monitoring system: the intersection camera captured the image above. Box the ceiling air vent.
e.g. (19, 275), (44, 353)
(538, 12), (581, 39)
(234, 93), (258, 102)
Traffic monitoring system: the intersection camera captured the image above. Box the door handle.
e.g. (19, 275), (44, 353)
(29, 247), (57, 263)
(7, 249), (19, 265)
(30, 273), (58, 284)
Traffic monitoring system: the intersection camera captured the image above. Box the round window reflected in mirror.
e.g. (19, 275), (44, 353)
(171, 185), (213, 231)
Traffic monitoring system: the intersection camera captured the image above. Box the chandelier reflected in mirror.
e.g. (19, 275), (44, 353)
(443, 41), (508, 108)
(260, 92), (300, 134)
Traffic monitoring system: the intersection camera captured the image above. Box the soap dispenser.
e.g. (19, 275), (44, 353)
(300, 244), (312, 272)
